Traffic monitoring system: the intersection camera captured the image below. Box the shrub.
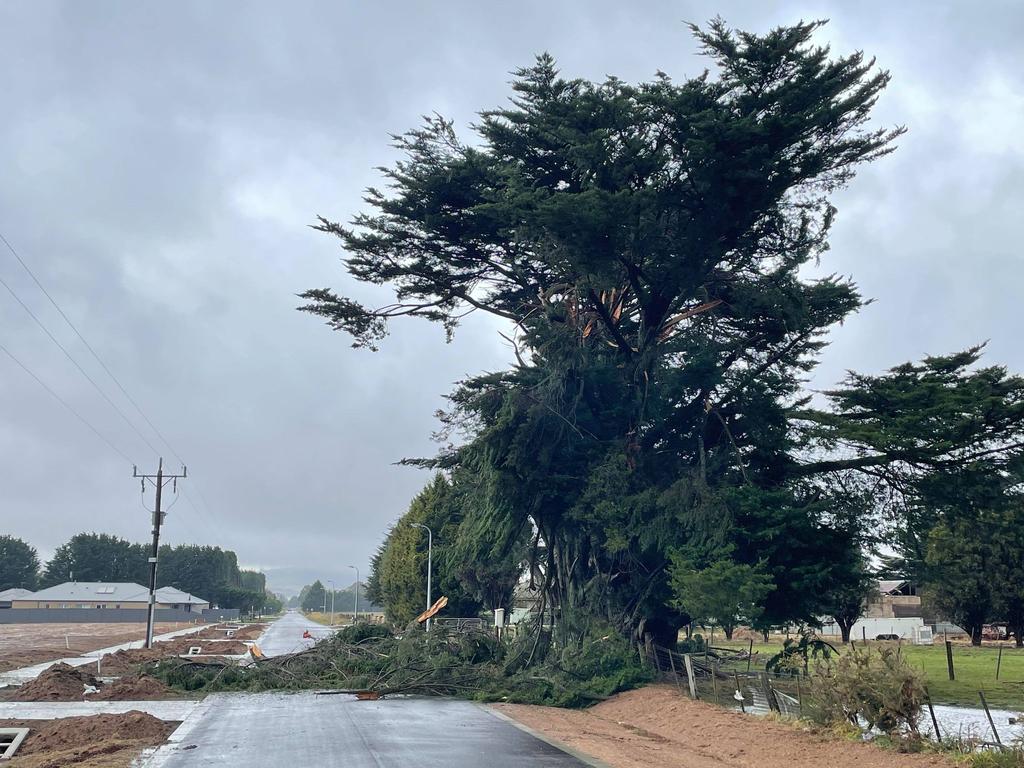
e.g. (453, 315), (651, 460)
(810, 646), (925, 738)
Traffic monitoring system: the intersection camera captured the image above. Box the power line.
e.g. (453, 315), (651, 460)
(0, 229), (227, 544)
(0, 337), (131, 463)
(0, 269), (161, 458)
(0, 232), (186, 466)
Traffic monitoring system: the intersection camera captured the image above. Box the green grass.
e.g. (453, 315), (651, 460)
(709, 638), (1024, 710)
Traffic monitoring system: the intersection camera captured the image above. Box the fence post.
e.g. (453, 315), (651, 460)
(761, 672), (780, 713)
(945, 640), (955, 681)
(996, 644), (1003, 681)
(711, 660), (719, 704)
(733, 672), (745, 713)
(979, 691), (1003, 749)
(796, 673), (803, 717)
(683, 653), (698, 699)
(746, 638), (753, 673)
(924, 688), (941, 742)
(667, 648), (684, 695)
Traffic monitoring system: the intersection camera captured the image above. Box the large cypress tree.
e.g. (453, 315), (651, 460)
(301, 21), (1024, 644)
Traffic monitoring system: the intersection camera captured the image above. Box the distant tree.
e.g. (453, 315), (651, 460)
(925, 519), (994, 646)
(262, 592), (285, 615)
(42, 533), (148, 586)
(0, 536), (39, 591)
(240, 570), (267, 594)
(301, 580), (327, 612)
(822, 556), (878, 644)
(669, 555), (773, 640)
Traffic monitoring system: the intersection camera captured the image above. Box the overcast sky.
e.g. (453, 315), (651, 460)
(1, 2), (1021, 595)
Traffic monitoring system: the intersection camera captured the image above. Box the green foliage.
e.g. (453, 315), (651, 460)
(766, 632), (837, 675)
(42, 533), (149, 586)
(0, 535), (39, 591)
(367, 473), (526, 625)
(811, 646), (926, 738)
(299, 16), (1024, 650)
(157, 623), (650, 708)
(669, 555), (772, 639)
(300, 580), (327, 612)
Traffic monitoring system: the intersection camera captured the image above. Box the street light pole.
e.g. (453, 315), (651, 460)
(328, 579), (335, 627)
(347, 565), (359, 623)
(411, 523), (433, 632)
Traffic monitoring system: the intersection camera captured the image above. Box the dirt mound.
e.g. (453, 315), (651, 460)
(496, 685), (954, 768)
(10, 663), (101, 701)
(192, 623), (264, 640)
(97, 639), (248, 674)
(156, 638), (248, 655)
(96, 647), (168, 675)
(91, 675), (172, 700)
(0, 712), (176, 768)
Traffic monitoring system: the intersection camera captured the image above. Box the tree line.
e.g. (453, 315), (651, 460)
(301, 21), (1024, 648)
(0, 532), (282, 613)
(291, 579), (380, 614)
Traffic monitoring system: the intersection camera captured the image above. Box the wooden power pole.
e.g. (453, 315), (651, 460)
(133, 458), (186, 648)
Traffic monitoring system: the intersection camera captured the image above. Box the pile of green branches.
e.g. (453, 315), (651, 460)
(150, 622), (651, 708)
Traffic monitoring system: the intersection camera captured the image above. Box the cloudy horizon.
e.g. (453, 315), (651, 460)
(1, 1), (1021, 595)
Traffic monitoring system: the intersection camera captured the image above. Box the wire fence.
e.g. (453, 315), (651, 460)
(643, 641), (807, 717)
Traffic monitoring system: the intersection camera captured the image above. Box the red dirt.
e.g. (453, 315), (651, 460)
(192, 623), (265, 640)
(96, 639), (248, 674)
(0, 622), (195, 673)
(91, 675), (173, 700)
(0, 712), (176, 768)
(9, 663), (100, 701)
(494, 685), (955, 768)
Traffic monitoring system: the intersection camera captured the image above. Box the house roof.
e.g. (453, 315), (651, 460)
(29, 582), (208, 604)
(30, 582), (149, 601)
(154, 587), (208, 604)
(878, 579), (908, 595)
(0, 588), (34, 601)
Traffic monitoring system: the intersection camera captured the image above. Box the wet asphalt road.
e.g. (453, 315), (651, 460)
(143, 692), (591, 767)
(142, 613), (591, 767)
(256, 609), (336, 656)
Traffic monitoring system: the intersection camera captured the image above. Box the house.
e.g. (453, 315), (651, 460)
(0, 588), (34, 609)
(7, 582), (210, 613)
(864, 580), (922, 619)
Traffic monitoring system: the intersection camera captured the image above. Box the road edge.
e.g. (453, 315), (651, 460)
(480, 702), (614, 768)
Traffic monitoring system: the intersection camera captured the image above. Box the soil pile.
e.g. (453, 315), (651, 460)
(97, 639), (248, 674)
(10, 663), (100, 701)
(96, 647), (167, 675)
(193, 623), (264, 640)
(495, 685), (955, 768)
(0, 712), (176, 768)
(92, 675), (172, 700)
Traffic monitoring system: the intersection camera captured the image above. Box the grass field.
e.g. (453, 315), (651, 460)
(712, 637), (1024, 710)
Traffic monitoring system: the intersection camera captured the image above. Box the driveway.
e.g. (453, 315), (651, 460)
(141, 692), (594, 767)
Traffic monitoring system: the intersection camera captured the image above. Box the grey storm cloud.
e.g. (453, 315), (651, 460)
(0, 1), (1021, 594)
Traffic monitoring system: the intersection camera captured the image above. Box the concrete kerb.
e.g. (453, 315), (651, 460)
(480, 703), (613, 768)
(134, 694), (227, 767)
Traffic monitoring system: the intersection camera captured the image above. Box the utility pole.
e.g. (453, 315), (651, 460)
(134, 458), (186, 649)
(348, 565), (359, 624)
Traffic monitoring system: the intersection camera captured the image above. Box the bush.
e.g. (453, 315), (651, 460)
(810, 646), (925, 738)
(332, 622), (392, 644)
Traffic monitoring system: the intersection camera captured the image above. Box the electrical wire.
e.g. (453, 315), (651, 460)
(0, 270), (161, 458)
(0, 229), (226, 543)
(0, 337), (131, 463)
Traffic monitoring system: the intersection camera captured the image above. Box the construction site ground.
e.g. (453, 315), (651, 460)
(494, 685), (957, 768)
(0, 623), (188, 672)
(0, 712), (177, 768)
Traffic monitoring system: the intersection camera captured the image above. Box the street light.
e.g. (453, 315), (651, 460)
(328, 579), (335, 627)
(347, 565), (359, 624)
(410, 523), (433, 632)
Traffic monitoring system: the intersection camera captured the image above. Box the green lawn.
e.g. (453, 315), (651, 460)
(709, 638), (1024, 710)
